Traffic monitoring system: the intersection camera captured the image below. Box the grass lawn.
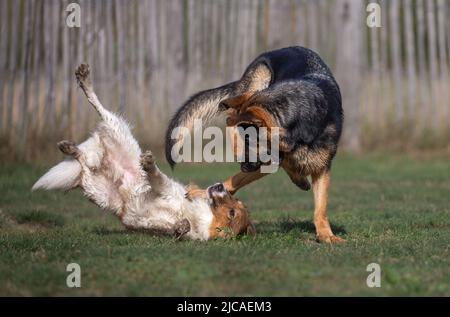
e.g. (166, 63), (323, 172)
(0, 153), (449, 296)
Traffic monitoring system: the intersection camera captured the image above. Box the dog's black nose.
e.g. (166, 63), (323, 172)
(241, 161), (261, 173)
(213, 183), (224, 192)
(207, 183), (226, 198)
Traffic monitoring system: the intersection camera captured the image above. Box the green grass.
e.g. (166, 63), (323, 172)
(0, 153), (449, 296)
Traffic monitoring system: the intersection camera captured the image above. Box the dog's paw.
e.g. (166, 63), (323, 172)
(184, 184), (203, 201)
(140, 150), (156, 171)
(240, 161), (261, 173)
(57, 140), (79, 157)
(316, 233), (346, 244)
(184, 190), (197, 201)
(75, 64), (90, 82)
(174, 218), (191, 241)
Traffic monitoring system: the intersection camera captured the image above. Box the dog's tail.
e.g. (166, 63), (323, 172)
(32, 159), (81, 191)
(164, 82), (237, 168)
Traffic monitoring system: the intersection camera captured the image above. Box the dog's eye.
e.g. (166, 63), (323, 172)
(229, 209), (235, 218)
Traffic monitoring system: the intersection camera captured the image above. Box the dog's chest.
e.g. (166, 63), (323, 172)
(182, 200), (214, 241)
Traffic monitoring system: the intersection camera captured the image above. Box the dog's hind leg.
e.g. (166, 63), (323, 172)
(311, 169), (345, 243)
(75, 64), (114, 122)
(75, 64), (131, 138)
(57, 140), (122, 212)
(75, 63), (141, 159)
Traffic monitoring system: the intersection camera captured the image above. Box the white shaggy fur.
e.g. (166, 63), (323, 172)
(33, 65), (214, 240)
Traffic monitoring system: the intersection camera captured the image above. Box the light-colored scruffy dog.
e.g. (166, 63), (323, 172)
(32, 64), (255, 241)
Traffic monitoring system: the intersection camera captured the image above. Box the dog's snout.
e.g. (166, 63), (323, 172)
(207, 183), (227, 199)
(212, 183), (224, 192)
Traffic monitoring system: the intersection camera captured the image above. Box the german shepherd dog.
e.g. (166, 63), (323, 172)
(165, 46), (344, 243)
(33, 64), (255, 241)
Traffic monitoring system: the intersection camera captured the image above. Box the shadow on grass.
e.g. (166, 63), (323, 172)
(255, 218), (347, 235)
(91, 218), (347, 238)
(93, 227), (128, 235)
(92, 226), (154, 236)
(92, 226), (171, 238)
(13, 210), (65, 228)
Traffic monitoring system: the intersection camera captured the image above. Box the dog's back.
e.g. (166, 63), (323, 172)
(240, 47), (343, 152)
(245, 46), (333, 83)
(165, 46), (343, 166)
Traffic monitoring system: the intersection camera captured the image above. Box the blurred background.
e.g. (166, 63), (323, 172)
(0, 0), (449, 161)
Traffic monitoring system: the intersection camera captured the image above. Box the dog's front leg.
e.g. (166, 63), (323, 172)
(123, 216), (190, 240)
(140, 150), (170, 194)
(173, 218), (191, 240)
(184, 184), (208, 201)
(185, 170), (267, 198)
(223, 169), (268, 195)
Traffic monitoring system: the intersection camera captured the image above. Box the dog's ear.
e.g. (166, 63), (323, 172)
(246, 222), (256, 236)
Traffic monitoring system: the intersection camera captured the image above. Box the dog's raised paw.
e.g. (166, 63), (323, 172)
(57, 140), (79, 157)
(75, 64), (90, 83)
(184, 190), (197, 201)
(174, 218), (191, 241)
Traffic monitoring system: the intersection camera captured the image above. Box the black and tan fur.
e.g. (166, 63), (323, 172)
(165, 46), (344, 243)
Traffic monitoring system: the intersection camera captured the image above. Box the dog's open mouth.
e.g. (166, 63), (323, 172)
(236, 123), (263, 173)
